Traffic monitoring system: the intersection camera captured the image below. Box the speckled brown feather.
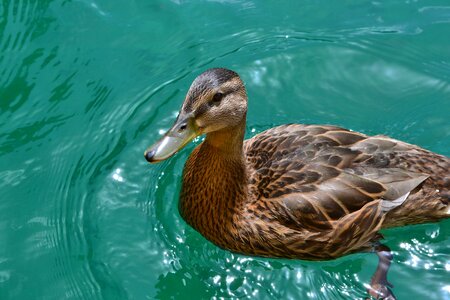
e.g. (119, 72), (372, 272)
(179, 123), (449, 260)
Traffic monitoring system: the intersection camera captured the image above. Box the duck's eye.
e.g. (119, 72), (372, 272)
(211, 92), (224, 104)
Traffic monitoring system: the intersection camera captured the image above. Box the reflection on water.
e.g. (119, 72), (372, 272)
(0, 0), (449, 299)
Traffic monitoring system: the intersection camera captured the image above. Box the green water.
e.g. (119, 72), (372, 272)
(1, 0), (449, 299)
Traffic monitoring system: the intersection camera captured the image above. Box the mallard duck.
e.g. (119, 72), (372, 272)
(144, 68), (449, 299)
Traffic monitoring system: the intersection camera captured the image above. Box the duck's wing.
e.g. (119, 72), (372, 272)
(244, 125), (428, 253)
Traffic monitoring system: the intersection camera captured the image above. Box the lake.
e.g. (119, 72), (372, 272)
(0, 1), (449, 299)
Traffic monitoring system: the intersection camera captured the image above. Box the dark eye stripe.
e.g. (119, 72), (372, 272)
(194, 102), (210, 117)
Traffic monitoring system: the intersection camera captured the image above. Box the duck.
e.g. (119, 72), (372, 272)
(144, 68), (449, 299)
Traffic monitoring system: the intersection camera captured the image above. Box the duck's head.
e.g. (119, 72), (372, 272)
(144, 68), (247, 163)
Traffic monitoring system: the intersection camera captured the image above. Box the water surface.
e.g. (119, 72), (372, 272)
(1, 1), (449, 299)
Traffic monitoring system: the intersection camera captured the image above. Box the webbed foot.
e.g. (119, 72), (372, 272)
(366, 245), (397, 300)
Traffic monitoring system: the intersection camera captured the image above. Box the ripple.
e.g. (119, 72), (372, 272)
(0, 1), (55, 99)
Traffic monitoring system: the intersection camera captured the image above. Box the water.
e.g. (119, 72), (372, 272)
(1, 0), (449, 299)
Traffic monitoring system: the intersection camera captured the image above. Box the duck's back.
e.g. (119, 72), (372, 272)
(244, 124), (450, 230)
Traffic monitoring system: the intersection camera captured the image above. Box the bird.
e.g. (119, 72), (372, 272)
(144, 68), (449, 299)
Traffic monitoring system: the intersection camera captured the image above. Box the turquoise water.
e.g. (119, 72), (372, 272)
(1, 0), (449, 299)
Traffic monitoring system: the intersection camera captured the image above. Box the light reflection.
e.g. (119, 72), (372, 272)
(249, 60), (267, 86)
(406, 253), (420, 267)
(237, 257), (252, 263)
(400, 242), (411, 250)
(213, 275), (220, 284)
(112, 168), (124, 182)
(162, 250), (169, 265)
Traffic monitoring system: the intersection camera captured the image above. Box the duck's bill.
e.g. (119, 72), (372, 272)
(144, 117), (198, 163)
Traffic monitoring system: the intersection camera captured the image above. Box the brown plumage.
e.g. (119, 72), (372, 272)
(179, 123), (449, 260)
(145, 68), (449, 298)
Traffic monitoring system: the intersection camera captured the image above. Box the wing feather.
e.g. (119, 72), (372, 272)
(245, 124), (430, 237)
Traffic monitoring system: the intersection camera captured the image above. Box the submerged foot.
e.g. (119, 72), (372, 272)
(366, 245), (396, 300)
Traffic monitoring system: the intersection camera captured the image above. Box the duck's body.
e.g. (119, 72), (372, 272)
(145, 68), (449, 298)
(180, 122), (449, 260)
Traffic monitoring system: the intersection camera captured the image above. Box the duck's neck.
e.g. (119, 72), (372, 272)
(204, 117), (246, 157)
(179, 118), (248, 246)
